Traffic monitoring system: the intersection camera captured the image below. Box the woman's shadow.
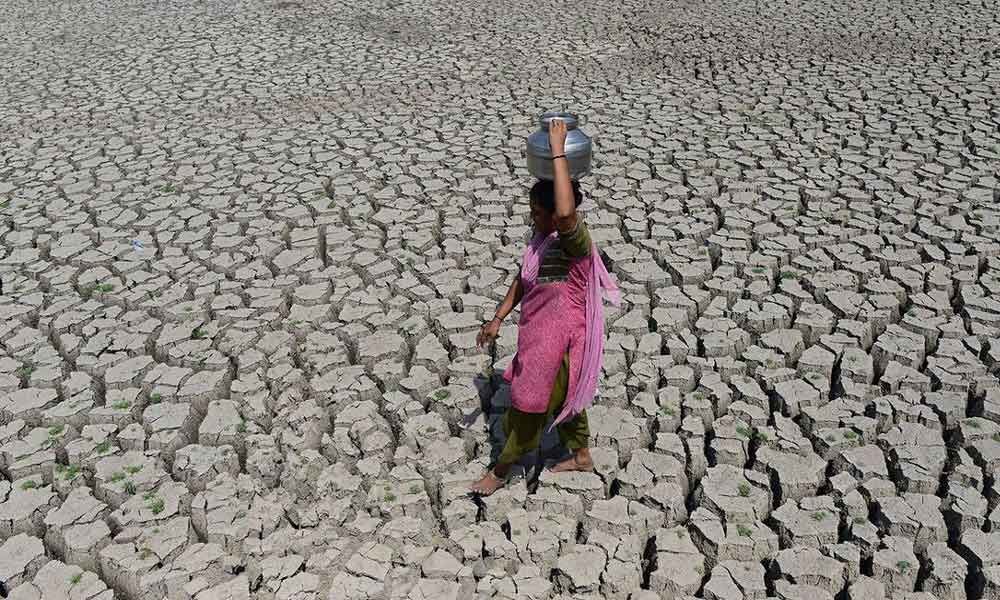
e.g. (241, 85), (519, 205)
(476, 374), (566, 491)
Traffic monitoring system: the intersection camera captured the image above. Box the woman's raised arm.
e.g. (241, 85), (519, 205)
(548, 119), (577, 233)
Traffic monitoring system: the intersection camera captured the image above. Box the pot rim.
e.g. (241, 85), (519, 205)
(539, 111), (579, 130)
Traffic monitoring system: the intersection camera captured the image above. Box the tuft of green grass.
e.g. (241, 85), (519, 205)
(16, 365), (34, 379)
(738, 483), (751, 497)
(736, 524), (753, 537)
(20, 479), (38, 491)
(843, 430), (858, 440)
(968, 420), (982, 429)
(853, 516), (867, 524)
(48, 424), (65, 437)
(158, 183), (176, 193)
(139, 546), (154, 560)
(95, 441), (111, 454)
(236, 420), (247, 434)
(125, 464), (142, 475)
(993, 432), (1000, 443)
(112, 400), (131, 410)
(69, 572), (82, 586)
(661, 405), (676, 416)
(408, 484), (420, 494)
(735, 425), (751, 439)
(433, 389), (451, 401)
(897, 560), (911, 572)
(149, 392), (162, 404)
(62, 464), (80, 480)
(96, 283), (115, 293)
(147, 496), (165, 515)
(780, 271), (797, 280)
(124, 480), (137, 495)
(385, 493), (396, 502)
(191, 327), (205, 339)
(751, 430), (769, 442)
(812, 511), (827, 521)
(110, 472), (126, 483)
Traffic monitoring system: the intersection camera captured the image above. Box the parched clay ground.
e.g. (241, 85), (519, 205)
(1, 0), (1000, 598)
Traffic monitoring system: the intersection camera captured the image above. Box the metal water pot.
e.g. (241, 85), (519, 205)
(525, 111), (592, 181)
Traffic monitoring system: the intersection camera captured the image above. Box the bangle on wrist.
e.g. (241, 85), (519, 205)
(491, 315), (503, 323)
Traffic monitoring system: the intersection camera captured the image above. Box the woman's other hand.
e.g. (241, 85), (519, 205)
(477, 317), (501, 350)
(548, 118), (568, 156)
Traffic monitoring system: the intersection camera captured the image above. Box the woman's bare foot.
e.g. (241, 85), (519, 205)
(469, 466), (510, 496)
(549, 448), (594, 473)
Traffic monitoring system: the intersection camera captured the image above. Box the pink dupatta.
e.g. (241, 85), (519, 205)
(518, 229), (622, 427)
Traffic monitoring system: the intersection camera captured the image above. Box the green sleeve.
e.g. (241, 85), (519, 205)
(558, 219), (592, 258)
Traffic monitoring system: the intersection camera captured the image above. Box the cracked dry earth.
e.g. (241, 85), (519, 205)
(1, 0), (1000, 598)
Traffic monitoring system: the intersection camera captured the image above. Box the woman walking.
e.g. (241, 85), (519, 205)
(470, 119), (620, 497)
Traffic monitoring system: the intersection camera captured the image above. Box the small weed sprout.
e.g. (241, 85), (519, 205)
(147, 496), (165, 515)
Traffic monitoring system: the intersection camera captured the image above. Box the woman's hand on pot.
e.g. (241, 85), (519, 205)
(477, 318), (501, 350)
(548, 119), (567, 156)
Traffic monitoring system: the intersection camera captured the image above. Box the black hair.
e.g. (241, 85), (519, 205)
(529, 179), (583, 214)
